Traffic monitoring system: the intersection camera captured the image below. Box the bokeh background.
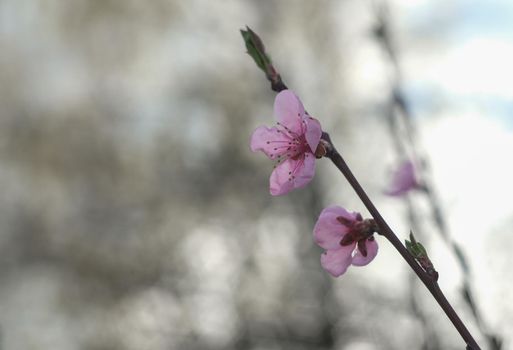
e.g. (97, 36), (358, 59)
(0, 0), (512, 349)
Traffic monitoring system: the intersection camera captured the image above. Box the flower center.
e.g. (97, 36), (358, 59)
(267, 122), (310, 161)
(337, 217), (378, 257)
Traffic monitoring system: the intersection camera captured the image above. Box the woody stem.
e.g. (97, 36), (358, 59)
(321, 132), (480, 350)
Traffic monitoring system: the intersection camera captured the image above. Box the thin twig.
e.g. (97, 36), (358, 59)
(322, 133), (480, 349)
(373, 3), (501, 348)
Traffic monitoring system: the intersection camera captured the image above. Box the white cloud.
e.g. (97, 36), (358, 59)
(407, 38), (513, 98)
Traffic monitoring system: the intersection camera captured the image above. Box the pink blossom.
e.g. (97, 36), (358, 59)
(250, 90), (323, 196)
(384, 160), (421, 196)
(313, 206), (378, 277)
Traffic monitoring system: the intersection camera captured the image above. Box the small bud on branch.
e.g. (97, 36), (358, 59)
(240, 26), (287, 92)
(405, 231), (438, 281)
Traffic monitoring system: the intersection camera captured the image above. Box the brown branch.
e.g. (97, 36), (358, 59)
(321, 132), (480, 350)
(374, 4), (501, 348)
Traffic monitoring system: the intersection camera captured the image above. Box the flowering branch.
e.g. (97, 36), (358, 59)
(241, 26), (481, 349)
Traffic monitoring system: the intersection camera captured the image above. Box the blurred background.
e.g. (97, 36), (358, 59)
(0, 0), (512, 349)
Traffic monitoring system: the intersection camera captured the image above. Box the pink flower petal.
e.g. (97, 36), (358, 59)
(314, 206), (355, 250)
(320, 246), (355, 277)
(269, 154), (315, 196)
(274, 90), (305, 134)
(351, 238), (378, 266)
(385, 160), (418, 196)
(269, 158), (299, 196)
(320, 206), (361, 221)
(292, 151), (315, 187)
(250, 125), (291, 159)
(305, 117), (322, 153)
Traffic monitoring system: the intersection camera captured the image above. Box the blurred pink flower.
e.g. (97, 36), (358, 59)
(313, 206), (378, 277)
(250, 90), (322, 196)
(385, 160), (421, 196)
